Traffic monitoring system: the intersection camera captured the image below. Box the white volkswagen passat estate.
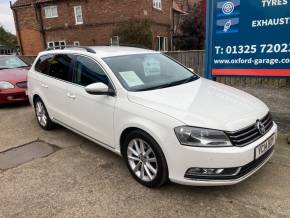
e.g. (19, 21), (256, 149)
(27, 46), (277, 187)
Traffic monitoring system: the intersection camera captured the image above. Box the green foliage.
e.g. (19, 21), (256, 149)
(113, 20), (153, 48)
(173, 1), (205, 50)
(0, 26), (17, 47)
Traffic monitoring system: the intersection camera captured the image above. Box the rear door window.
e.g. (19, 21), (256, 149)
(35, 54), (54, 75)
(72, 55), (109, 86)
(48, 54), (73, 82)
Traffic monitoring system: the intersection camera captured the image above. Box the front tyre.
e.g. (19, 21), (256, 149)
(34, 98), (54, 130)
(123, 130), (168, 188)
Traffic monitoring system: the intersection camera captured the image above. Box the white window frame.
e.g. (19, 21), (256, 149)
(156, 36), (168, 51)
(73, 41), (80, 46)
(44, 5), (58, 18)
(110, 36), (120, 46)
(153, 0), (162, 10)
(74, 6), (83, 25)
(47, 41), (66, 49)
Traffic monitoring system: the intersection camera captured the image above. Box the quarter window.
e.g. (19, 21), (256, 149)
(73, 56), (109, 86)
(35, 54), (54, 75)
(153, 0), (162, 10)
(44, 6), (58, 18)
(49, 54), (73, 82)
(74, 6), (83, 25)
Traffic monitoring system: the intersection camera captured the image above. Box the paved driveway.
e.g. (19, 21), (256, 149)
(0, 100), (289, 218)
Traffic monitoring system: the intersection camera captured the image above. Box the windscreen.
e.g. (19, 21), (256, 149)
(103, 53), (199, 91)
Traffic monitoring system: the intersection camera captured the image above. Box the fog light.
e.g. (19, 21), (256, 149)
(186, 167), (225, 176)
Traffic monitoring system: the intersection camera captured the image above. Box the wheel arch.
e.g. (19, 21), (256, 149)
(120, 127), (143, 156)
(33, 94), (42, 105)
(119, 125), (164, 158)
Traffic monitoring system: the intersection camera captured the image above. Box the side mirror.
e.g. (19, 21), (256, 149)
(188, 68), (195, 73)
(85, 83), (115, 96)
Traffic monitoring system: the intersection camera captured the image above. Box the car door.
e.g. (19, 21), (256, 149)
(65, 55), (116, 148)
(38, 54), (73, 123)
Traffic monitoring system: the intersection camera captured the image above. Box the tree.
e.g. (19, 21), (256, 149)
(0, 26), (17, 47)
(112, 20), (153, 49)
(173, 1), (205, 50)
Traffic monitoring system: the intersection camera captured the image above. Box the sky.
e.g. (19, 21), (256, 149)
(0, 0), (16, 34)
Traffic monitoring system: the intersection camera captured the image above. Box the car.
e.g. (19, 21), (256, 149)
(0, 55), (30, 104)
(27, 46), (277, 188)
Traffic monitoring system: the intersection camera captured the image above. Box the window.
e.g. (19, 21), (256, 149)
(48, 54), (73, 82)
(74, 6), (83, 25)
(35, 54), (54, 75)
(73, 56), (109, 86)
(156, 36), (168, 51)
(44, 6), (58, 18)
(47, 41), (66, 49)
(110, 36), (119, 46)
(0, 56), (28, 69)
(73, 41), (80, 46)
(153, 0), (162, 10)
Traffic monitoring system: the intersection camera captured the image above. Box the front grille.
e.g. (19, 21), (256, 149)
(226, 113), (273, 147)
(16, 81), (27, 89)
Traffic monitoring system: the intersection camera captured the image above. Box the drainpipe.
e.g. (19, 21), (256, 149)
(34, 2), (47, 50)
(10, 1), (23, 55)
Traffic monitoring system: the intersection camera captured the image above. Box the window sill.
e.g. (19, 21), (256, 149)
(45, 16), (58, 19)
(152, 7), (163, 12)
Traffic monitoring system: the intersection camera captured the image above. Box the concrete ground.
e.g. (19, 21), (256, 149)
(0, 87), (290, 218)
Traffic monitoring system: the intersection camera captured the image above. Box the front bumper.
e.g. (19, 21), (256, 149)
(0, 88), (28, 104)
(165, 123), (278, 186)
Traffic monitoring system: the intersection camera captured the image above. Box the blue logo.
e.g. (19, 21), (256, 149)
(216, 18), (239, 34)
(222, 2), (235, 15)
(217, 0), (240, 17)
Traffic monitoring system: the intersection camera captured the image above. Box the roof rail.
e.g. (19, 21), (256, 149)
(117, 43), (149, 49)
(46, 45), (96, 54)
(93, 43), (149, 49)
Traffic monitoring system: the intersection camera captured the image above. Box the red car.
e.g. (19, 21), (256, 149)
(0, 55), (30, 104)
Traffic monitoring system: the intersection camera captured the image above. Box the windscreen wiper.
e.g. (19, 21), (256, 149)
(138, 76), (197, 92)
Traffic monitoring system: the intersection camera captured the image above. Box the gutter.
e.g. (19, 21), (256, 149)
(34, 2), (47, 50)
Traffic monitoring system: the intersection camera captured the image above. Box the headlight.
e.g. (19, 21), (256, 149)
(174, 126), (232, 147)
(0, 81), (14, 89)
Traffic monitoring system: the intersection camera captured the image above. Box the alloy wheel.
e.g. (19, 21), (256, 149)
(127, 138), (158, 182)
(35, 101), (47, 127)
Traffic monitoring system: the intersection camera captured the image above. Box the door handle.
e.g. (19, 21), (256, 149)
(67, 93), (76, 100)
(41, 83), (48, 88)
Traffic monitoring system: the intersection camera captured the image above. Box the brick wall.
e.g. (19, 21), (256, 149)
(14, 6), (45, 55)
(13, 0), (174, 55)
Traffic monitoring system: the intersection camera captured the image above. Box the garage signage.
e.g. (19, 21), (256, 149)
(205, 0), (290, 78)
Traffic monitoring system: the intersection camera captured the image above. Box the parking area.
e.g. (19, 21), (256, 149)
(0, 88), (290, 218)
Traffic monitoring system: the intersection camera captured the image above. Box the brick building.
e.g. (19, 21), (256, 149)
(11, 0), (192, 55)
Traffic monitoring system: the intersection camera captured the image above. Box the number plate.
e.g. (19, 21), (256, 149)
(255, 134), (275, 159)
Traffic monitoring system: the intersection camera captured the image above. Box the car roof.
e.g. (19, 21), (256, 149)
(39, 46), (160, 58)
(0, 55), (17, 57)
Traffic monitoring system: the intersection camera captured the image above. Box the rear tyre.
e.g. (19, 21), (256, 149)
(34, 98), (54, 130)
(123, 130), (168, 188)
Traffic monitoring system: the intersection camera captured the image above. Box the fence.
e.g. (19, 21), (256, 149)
(165, 50), (205, 77)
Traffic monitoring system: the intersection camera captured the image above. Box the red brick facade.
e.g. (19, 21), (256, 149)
(12, 0), (176, 55)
